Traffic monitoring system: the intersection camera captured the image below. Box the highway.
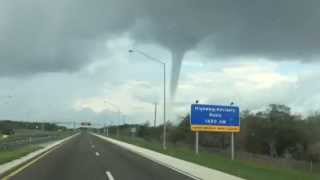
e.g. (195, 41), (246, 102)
(2, 132), (194, 180)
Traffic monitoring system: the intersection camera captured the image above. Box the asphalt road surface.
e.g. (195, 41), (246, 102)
(3, 132), (194, 180)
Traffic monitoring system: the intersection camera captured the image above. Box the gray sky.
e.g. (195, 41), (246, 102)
(1, 0), (320, 126)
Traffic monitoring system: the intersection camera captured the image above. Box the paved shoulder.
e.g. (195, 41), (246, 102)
(89, 133), (195, 180)
(93, 133), (244, 180)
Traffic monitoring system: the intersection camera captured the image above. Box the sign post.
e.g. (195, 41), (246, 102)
(231, 132), (235, 160)
(195, 131), (199, 155)
(191, 104), (240, 159)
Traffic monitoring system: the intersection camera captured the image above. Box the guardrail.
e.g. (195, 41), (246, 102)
(0, 132), (74, 150)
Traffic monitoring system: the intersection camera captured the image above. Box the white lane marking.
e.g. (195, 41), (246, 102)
(92, 133), (201, 180)
(95, 152), (100, 156)
(105, 171), (114, 180)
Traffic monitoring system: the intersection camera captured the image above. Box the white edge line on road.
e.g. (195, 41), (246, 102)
(105, 171), (114, 180)
(92, 134), (202, 180)
(0, 133), (80, 179)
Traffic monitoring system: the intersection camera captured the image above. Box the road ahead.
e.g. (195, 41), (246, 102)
(2, 132), (194, 180)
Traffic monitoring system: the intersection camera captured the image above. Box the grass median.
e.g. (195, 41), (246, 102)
(111, 135), (319, 180)
(0, 146), (40, 165)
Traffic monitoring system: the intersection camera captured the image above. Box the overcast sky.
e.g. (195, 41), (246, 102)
(1, 0), (320, 127)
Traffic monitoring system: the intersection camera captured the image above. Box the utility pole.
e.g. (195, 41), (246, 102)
(154, 103), (158, 127)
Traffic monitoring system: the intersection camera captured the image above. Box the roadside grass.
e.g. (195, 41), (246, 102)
(0, 146), (40, 165)
(0, 131), (74, 165)
(113, 135), (319, 180)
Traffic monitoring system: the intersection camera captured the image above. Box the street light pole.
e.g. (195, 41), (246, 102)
(163, 63), (167, 150)
(104, 100), (121, 137)
(129, 49), (167, 150)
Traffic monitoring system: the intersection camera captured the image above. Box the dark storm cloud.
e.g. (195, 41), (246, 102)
(1, 0), (320, 95)
(198, 1), (320, 60)
(0, 0), (137, 76)
(131, 0), (320, 59)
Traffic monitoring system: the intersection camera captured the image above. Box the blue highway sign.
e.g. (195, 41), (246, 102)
(190, 104), (240, 132)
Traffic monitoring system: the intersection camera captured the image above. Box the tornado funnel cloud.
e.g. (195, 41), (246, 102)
(170, 52), (184, 100)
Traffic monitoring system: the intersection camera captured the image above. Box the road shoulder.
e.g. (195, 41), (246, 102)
(93, 133), (244, 180)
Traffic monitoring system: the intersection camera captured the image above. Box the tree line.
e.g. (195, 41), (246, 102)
(0, 120), (66, 135)
(116, 104), (320, 162)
